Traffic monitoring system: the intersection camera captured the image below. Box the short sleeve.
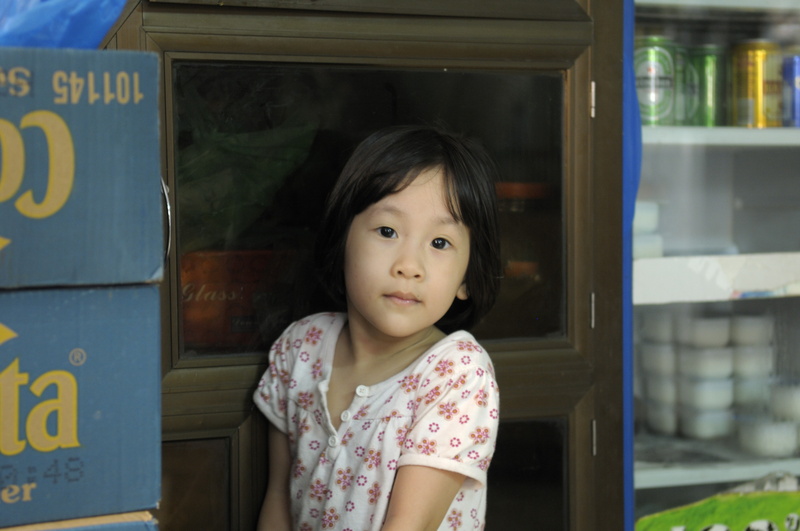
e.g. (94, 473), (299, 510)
(253, 324), (296, 434)
(397, 336), (500, 489)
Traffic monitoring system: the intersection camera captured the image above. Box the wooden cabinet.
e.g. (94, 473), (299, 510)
(104, 1), (623, 529)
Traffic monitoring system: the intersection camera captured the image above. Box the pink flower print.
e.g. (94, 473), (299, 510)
(478, 456), (492, 471)
(474, 389), (489, 407)
(305, 326), (323, 345)
(377, 430), (385, 442)
(387, 459), (398, 470)
(368, 483), (382, 505)
(470, 509), (478, 519)
(321, 508), (339, 529)
(450, 437), (461, 448)
(364, 449), (382, 469)
(404, 438), (415, 450)
(476, 367), (485, 377)
(417, 438), (437, 455)
(400, 373), (421, 393)
(447, 509), (463, 529)
(362, 421), (372, 430)
(309, 440), (320, 451)
(278, 369), (290, 386)
(258, 389), (270, 402)
(346, 501), (356, 512)
(289, 378), (298, 389)
(452, 374), (468, 389)
(299, 351), (310, 362)
(354, 405), (369, 420)
(318, 451), (330, 466)
(458, 340), (481, 352)
(335, 467), (354, 490)
(459, 415), (470, 425)
(309, 479), (327, 501)
(357, 475), (368, 487)
(429, 422), (440, 433)
(460, 355), (472, 365)
(490, 408), (499, 419)
(292, 338), (302, 349)
(355, 446), (365, 457)
(300, 523), (313, 531)
(470, 427), (490, 445)
(382, 409), (401, 422)
(298, 391), (314, 409)
(395, 426), (410, 447)
(456, 492), (465, 502)
(311, 359), (323, 379)
(468, 450), (480, 460)
(278, 398), (288, 413)
(435, 359), (455, 377)
(341, 430), (354, 446)
(299, 418), (311, 434)
(424, 386), (442, 405)
(438, 401), (459, 420)
(293, 459), (307, 478)
(314, 410), (324, 425)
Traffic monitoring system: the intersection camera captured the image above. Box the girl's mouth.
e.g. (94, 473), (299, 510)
(385, 292), (420, 304)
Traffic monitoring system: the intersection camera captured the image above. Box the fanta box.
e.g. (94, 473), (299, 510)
(1, 511), (158, 530)
(0, 47), (163, 288)
(0, 286), (161, 527)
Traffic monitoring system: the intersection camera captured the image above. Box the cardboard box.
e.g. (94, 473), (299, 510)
(1, 511), (158, 531)
(0, 286), (160, 527)
(0, 47), (163, 288)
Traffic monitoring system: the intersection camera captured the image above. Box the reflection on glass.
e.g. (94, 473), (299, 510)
(487, 419), (567, 529)
(172, 61), (564, 356)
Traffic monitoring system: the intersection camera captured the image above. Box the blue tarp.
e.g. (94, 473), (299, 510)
(0, 0), (126, 48)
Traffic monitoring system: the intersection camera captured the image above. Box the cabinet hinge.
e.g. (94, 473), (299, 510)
(590, 81), (596, 118)
(592, 419), (597, 456)
(590, 292), (596, 329)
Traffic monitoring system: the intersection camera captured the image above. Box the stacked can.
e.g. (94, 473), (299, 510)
(731, 39), (783, 128)
(783, 46), (800, 127)
(687, 44), (727, 126)
(635, 35), (676, 125)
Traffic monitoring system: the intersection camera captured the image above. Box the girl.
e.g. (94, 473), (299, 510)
(254, 125), (502, 531)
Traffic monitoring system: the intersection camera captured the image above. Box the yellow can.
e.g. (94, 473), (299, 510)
(731, 39), (782, 128)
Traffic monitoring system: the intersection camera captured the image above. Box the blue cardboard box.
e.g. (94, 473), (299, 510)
(0, 286), (160, 527)
(2, 511), (158, 530)
(0, 47), (163, 288)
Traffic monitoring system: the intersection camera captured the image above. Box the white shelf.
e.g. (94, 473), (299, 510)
(642, 126), (800, 148)
(633, 252), (800, 305)
(636, 0), (798, 10)
(635, 433), (800, 489)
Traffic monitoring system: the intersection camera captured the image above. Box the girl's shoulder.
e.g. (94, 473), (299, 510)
(414, 329), (496, 381)
(269, 312), (345, 362)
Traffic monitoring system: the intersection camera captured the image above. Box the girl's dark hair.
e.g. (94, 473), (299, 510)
(314, 124), (502, 333)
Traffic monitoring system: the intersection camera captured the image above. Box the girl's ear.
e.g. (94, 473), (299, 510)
(456, 282), (469, 301)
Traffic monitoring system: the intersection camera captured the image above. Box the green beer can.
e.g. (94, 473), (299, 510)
(689, 44), (727, 126)
(635, 35), (676, 125)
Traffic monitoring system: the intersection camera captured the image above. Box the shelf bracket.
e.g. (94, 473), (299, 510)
(590, 81), (596, 118)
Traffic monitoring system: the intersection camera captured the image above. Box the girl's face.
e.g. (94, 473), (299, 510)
(343, 167), (470, 341)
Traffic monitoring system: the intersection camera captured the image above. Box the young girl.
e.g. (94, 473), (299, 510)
(254, 125), (502, 531)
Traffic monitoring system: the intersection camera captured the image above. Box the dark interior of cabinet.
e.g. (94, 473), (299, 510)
(172, 60), (566, 357)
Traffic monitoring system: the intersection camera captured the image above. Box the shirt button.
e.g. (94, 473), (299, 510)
(355, 385), (369, 397)
(340, 410), (351, 421)
(328, 436), (338, 447)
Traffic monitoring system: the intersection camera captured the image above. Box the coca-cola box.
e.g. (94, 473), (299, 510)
(0, 47), (162, 288)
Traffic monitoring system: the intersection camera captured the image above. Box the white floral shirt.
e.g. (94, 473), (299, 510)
(253, 312), (500, 531)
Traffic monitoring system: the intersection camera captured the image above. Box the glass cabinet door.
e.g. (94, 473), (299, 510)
(172, 61), (565, 359)
(632, 0), (800, 526)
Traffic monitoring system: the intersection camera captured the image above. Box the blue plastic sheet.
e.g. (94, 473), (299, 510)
(0, 0), (126, 49)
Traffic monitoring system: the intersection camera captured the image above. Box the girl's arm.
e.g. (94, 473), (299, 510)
(381, 465), (465, 531)
(256, 423), (293, 531)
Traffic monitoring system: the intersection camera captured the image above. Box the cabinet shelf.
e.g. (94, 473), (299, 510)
(642, 126), (800, 148)
(635, 433), (800, 489)
(633, 252), (800, 305)
(636, 0), (797, 10)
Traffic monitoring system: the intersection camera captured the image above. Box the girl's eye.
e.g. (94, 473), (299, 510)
(378, 226), (397, 239)
(431, 237), (451, 250)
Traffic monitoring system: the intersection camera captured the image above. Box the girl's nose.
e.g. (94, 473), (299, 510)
(393, 247), (424, 279)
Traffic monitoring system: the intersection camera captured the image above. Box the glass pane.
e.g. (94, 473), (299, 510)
(155, 438), (230, 531)
(487, 419), (567, 529)
(173, 61), (564, 357)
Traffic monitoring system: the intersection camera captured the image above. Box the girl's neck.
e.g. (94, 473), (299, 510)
(338, 320), (445, 373)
